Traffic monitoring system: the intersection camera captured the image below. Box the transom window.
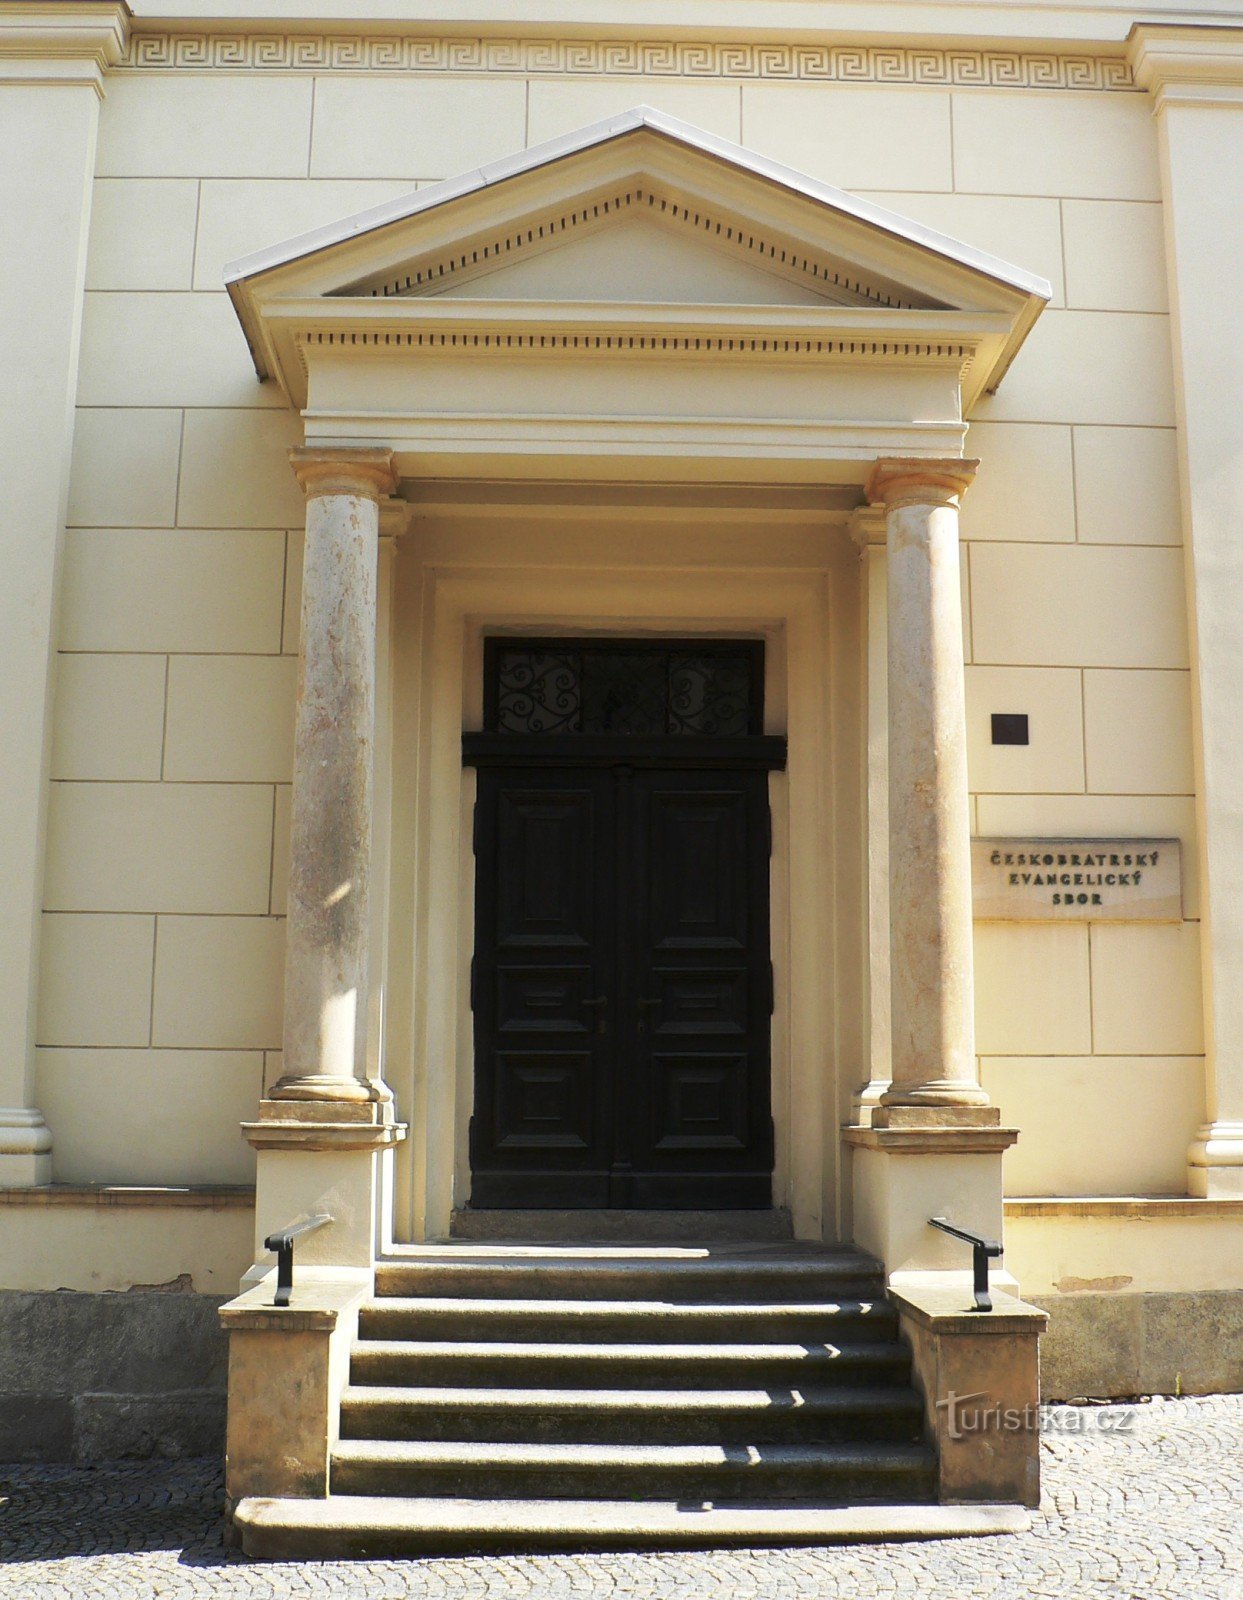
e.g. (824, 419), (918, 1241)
(484, 639), (764, 737)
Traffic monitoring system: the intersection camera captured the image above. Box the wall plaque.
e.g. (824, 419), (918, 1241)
(972, 838), (1182, 922)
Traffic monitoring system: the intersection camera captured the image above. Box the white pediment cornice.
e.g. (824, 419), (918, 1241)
(227, 107), (1049, 420)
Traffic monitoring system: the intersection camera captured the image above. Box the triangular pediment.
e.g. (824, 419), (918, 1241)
(388, 212), (885, 309)
(332, 184), (949, 312)
(227, 107), (1049, 413)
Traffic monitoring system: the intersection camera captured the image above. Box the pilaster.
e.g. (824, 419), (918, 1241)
(0, 1), (129, 1184)
(1129, 24), (1243, 1195)
(849, 503), (891, 1125)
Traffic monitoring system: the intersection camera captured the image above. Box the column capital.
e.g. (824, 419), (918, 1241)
(1129, 24), (1243, 109)
(289, 446), (397, 503)
(866, 457), (978, 512)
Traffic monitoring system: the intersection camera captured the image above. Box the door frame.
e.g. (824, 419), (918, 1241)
(384, 514), (852, 1243)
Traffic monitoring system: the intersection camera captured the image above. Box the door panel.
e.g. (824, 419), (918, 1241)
(495, 965), (595, 1033)
(615, 769), (772, 1207)
(496, 790), (594, 947)
(471, 769), (614, 1206)
(649, 1053), (749, 1150)
(492, 1051), (595, 1150)
(646, 789), (748, 949)
(470, 763), (772, 1209)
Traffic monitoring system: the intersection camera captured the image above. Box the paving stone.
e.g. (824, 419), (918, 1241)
(0, 1395), (1240, 1597)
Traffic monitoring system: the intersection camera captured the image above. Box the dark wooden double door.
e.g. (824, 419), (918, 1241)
(469, 764), (774, 1208)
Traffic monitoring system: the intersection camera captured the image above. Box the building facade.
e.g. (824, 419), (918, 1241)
(2, 0), (1242, 1544)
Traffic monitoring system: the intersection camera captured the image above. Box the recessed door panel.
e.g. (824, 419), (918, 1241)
(496, 965), (595, 1033)
(493, 1051), (594, 1150)
(650, 1053), (749, 1151)
(647, 791), (748, 949)
(647, 968), (748, 1035)
(496, 790), (594, 947)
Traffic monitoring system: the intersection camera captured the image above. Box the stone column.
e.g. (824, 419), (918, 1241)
(847, 460), (1015, 1280)
(0, 3), (129, 1183)
(867, 458), (989, 1116)
(1131, 26), (1243, 1196)
(271, 447), (398, 1108)
(243, 448), (404, 1278)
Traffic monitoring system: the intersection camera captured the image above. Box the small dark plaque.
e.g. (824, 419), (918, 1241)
(991, 712), (1029, 746)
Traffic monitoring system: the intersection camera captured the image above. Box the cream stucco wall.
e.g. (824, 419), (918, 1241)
(3, 13), (1219, 1285)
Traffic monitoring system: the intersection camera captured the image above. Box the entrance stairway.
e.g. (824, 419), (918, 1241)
(234, 1240), (1028, 1555)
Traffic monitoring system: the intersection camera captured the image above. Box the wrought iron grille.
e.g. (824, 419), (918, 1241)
(487, 640), (762, 737)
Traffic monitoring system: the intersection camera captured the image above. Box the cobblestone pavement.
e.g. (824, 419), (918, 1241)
(1, 1396), (1240, 1599)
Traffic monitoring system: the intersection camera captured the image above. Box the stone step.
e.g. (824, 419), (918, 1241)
(234, 1494), (1029, 1559)
(447, 1208), (795, 1243)
(338, 1382), (925, 1445)
(374, 1249), (883, 1304)
(330, 1438), (938, 1503)
(357, 1296), (898, 1344)
(350, 1337), (914, 1389)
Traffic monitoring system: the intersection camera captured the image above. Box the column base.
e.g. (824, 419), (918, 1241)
(0, 1108), (52, 1186)
(874, 1104), (1002, 1130)
(1188, 1121), (1243, 1197)
(851, 1079), (890, 1128)
(243, 1096), (404, 1152)
(880, 1081), (992, 1111)
(268, 1073), (394, 1106)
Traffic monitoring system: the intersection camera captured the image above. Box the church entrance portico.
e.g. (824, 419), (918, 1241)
(217, 105), (1052, 1537)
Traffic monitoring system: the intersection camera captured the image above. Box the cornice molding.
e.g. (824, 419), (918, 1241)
(0, 1), (130, 92)
(119, 29), (1137, 92)
(265, 298), (997, 407)
(299, 327), (977, 362)
(1128, 23), (1243, 108)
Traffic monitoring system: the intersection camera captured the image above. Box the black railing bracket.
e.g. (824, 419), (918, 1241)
(263, 1213), (332, 1307)
(929, 1216), (1004, 1312)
